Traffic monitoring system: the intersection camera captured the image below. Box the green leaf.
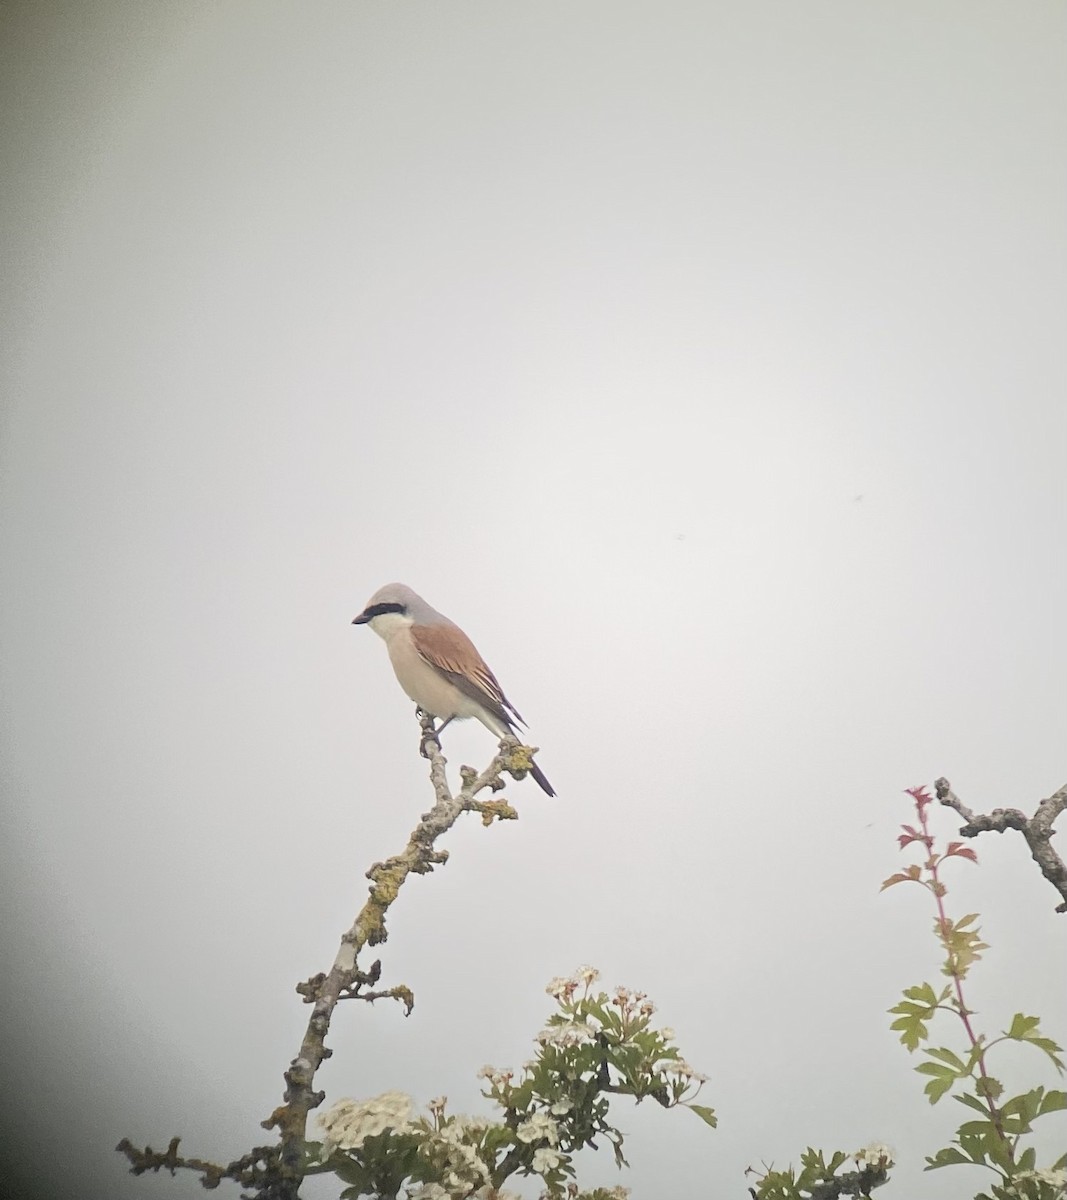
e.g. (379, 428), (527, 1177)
(1004, 1014), (1066, 1072)
(924, 1046), (969, 1073)
(916, 1064), (957, 1104)
(925, 1077), (956, 1104)
(1039, 1088), (1067, 1115)
(974, 1073), (1005, 1101)
(953, 1092), (991, 1115)
(937, 915), (989, 977)
(686, 1103), (718, 1128)
(925, 1146), (972, 1169)
(881, 866), (923, 889)
(889, 982), (947, 1050)
(826, 1150), (848, 1173)
(956, 1119), (998, 1138)
(1000, 1087), (1042, 1126)
(984, 1134), (1014, 1171)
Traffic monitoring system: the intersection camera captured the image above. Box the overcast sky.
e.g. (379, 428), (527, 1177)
(2, 4), (1065, 1199)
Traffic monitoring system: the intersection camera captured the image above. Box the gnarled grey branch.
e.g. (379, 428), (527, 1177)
(935, 777), (1067, 915)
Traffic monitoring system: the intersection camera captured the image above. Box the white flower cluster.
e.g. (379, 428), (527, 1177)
(477, 1064), (514, 1087)
(1006, 1169), (1067, 1198)
(412, 1110), (497, 1194)
(516, 1111), (560, 1145)
(610, 985), (656, 1021)
(442, 1113), (491, 1139)
(317, 1090), (414, 1156)
(853, 1143), (894, 1169)
(423, 1131), (490, 1192)
(660, 1059), (708, 1084)
(536, 1021), (594, 1049)
(408, 1181), (523, 1200)
(546, 966), (600, 1001)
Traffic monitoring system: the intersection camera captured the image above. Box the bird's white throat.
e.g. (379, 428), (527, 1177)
(367, 610), (414, 642)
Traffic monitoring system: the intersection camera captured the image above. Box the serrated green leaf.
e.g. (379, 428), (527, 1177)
(1003, 1014), (1066, 1072)
(917, 1061), (959, 1079)
(956, 1130), (993, 1165)
(1039, 1088), (1067, 1115)
(974, 1073), (1004, 1101)
(957, 1118), (997, 1136)
(906, 982), (943, 1005)
(1007, 1014), (1041, 1038)
(687, 1103), (718, 1128)
(925, 1046), (968, 1073)
(984, 1135), (1014, 1171)
(1000, 1088), (1042, 1124)
(924, 1073), (956, 1103)
(938, 917), (989, 977)
(925, 1147), (972, 1169)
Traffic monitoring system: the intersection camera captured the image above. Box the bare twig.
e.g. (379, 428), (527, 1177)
(935, 777), (1067, 914)
(114, 1137), (279, 1190)
(262, 711), (530, 1194)
(119, 709), (543, 1198)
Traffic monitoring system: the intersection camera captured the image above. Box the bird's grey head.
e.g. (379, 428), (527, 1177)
(352, 583), (439, 635)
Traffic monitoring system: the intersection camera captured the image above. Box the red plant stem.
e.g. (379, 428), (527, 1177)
(916, 799), (1011, 1151)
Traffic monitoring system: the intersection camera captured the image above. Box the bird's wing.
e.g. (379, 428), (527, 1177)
(410, 621), (524, 729)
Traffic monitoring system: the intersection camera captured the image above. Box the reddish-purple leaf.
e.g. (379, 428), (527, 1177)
(945, 842), (978, 863)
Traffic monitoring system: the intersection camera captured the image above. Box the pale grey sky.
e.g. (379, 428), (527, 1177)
(1, 4), (1065, 1199)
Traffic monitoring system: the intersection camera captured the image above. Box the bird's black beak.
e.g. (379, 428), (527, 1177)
(352, 611), (371, 625)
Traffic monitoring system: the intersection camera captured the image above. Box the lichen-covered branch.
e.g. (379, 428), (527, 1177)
(935, 777), (1067, 914)
(118, 709), (540, 1198)
(114, 1137), (280, 1191)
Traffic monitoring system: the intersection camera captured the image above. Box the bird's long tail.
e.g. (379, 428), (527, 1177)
(530, 760), (556, 797)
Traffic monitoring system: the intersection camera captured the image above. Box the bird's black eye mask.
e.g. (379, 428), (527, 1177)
(353, 602), (406, 624)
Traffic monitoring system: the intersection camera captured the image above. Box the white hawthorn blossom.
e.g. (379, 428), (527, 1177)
(536, 1021), (593, 1048)
(1007, 1168), (1067, 1198)
(547, 966), (600, 1000)
(532, 1145), (563, 1173)
(407, 1185), (449, 1200)
(439, 1114), (491, 1143)
(546, 976), (575, 1000)
(854, 1143), (894, 1168)
(317, 1090), (414, 1156)
(477, 1065), (513, 1087)
(516, 1111), (560, 1145)
(661, 1059), (708, 1083)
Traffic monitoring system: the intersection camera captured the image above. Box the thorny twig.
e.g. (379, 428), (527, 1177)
(118, 710), (542, 1198)
(935, 777), (1067, 914)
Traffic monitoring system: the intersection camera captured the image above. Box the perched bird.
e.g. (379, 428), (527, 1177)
(352, 583), (555, 796)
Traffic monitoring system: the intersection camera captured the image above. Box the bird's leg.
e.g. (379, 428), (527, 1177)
(417, 710), (452, 758)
